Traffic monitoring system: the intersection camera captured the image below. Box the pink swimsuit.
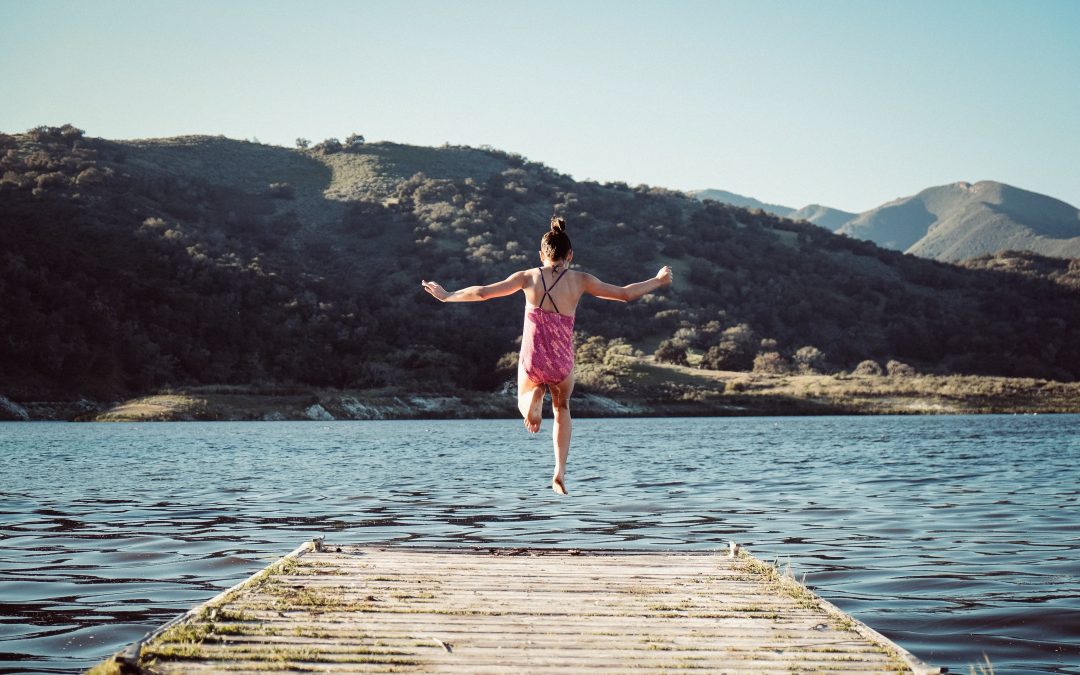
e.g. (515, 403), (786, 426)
(519, 268), (575, 385)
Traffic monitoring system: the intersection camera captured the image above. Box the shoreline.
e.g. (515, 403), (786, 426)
(5, 370), (1079, 421)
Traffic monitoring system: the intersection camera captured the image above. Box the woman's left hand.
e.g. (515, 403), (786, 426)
(421, 280), (449, 302)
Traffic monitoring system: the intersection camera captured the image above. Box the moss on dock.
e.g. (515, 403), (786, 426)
(738, 549), (915, 673)
(92, 544), (937, 674)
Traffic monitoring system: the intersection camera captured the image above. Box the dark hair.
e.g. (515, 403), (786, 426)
(541, 216), (572, 263)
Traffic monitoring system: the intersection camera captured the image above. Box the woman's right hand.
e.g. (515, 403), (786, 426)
(656, 265), (673, 286)
(421, 280), (449, 302)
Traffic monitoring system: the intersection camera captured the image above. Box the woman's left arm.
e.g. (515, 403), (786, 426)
(422, 271), (527, 303)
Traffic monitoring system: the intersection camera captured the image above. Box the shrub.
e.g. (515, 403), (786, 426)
(673, 325), (701, 347)
(602, 338), (634, 369)
(494, 351), (518, 378)
(698, 320), (724, 346)
(28, 124), (84, 144)
(1, 170), (31, 190)
(75, 166), (106, 186)
(313, 138), (342, 154)
(753, 351), (790, 374)
(575, 362), (622, 394)
(346, 133), (365, 148)
(853, 359), (884, 376)
(655, 339), (689, 366)
(886, 359), (916, 377)
(35, 171), (68, 189)
(792, 345), (825, 374)
(295, 137), (310, 149)
(699, 343), (738, 371)
(58, 124), (85, 142)
(652, 309), (682, 332)
(577, 335), (608, 365)
(699, 323), (757, 371)
(699, 344), (723, 370)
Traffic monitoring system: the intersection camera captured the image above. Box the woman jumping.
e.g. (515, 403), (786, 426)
(421, 216), (673, 495)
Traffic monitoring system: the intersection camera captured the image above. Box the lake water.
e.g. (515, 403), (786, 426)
(1, 415), (1078, 674)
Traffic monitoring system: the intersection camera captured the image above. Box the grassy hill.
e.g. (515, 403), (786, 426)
(2, 125), (1080, 413)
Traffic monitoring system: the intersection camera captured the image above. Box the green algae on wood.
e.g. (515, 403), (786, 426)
(92, 540), (943, 674)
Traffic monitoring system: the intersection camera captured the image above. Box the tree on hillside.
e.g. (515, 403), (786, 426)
(295, 137), (310, 149)
(853, 359), (884, 376)
(313, 138), (342, 154)
(655, 339), (689, 366)
(28, 124), (84, 144)
(887, 360), (916, 377)
(753, 351), (791, 374)
(699, 324), (757, 371)
(793, 346), (826, 374)
(4, 128), (1080, 403)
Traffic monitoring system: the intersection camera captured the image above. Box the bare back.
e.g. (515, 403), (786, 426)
(522, 267), (586, 317)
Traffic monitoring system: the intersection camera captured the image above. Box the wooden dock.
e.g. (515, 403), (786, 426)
(93, 540), (942, 674)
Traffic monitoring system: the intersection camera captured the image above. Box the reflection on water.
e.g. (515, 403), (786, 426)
(1, 415), (1078, 673)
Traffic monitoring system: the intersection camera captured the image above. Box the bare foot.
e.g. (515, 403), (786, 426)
(552, 475), (567, 496)
(523, 387), (543, 434)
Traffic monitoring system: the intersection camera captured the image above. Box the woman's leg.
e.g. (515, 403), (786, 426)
(548, 371), (575, 495)
(517, 363), (544, 434)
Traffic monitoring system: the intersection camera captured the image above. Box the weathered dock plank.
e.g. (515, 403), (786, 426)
(92, 541), (942, 674)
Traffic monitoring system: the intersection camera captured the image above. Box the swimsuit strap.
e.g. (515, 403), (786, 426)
(548, 267), (569, 292)
(537, 266), (568, 314)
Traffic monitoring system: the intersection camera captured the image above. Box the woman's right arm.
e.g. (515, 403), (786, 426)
(583, 266), (673, 302)
(422, 271), (527, 303)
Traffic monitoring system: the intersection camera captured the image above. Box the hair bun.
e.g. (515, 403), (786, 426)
(550, 216), (566, 233)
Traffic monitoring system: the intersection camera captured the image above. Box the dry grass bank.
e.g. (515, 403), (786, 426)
(82, 365), (1080, 422)
(627, 358), (1080, 414)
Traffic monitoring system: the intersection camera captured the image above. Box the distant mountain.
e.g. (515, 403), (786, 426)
(691, 189), (794, 217)
(695, 181), (1080, 262)
(692, 190), (856, 231)
(788, 204), (858, 231)
(838, 181), (1080, 262)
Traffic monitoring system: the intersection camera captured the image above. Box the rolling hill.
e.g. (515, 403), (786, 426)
(2, 125), (1080, 406)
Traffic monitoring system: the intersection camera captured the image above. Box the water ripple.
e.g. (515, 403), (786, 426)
(0, 415), (1078, 673)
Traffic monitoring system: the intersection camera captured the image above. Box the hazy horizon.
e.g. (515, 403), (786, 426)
(2, 0), (1078, 213)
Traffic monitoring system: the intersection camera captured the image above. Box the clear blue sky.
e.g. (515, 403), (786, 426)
(2, 0), (1078, 212)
